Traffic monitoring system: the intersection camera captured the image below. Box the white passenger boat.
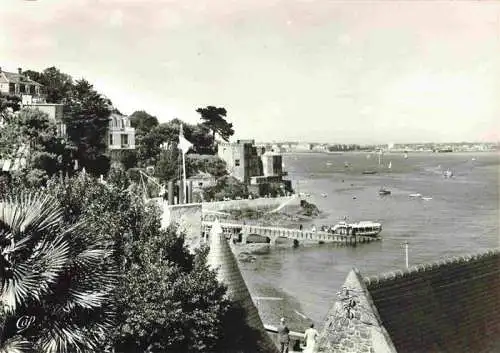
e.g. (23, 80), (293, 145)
(332, 221), (382, 237)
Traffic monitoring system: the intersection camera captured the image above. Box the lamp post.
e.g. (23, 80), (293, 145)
(403, 241), (409, 269)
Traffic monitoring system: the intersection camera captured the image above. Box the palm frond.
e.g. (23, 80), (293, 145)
(0, 337), (36, 353)
(0, 190), (118, 353)
(2, 236), (70, 312)
(38, 324), (89, 353)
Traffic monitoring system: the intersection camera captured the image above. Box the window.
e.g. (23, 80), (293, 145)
(9, 83), (15, 94)
(235, 159), (240, 166)
(109, 134), (114, 146)
(121, 134), (128, 146)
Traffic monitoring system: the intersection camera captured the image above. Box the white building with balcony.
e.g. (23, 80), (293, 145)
(108, 113), (136, 150)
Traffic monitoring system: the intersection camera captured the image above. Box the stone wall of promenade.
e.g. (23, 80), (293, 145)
(202, 195), (300, 212)
(161, 196), (300, 251)
(167, 203), (203, 251)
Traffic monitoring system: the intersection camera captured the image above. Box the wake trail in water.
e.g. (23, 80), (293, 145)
(267, 195), (300, 214)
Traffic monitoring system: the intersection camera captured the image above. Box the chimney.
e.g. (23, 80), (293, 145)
(18, 68), (22, 74)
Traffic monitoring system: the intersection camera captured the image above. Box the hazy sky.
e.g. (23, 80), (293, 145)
(1, 0), (499, 143)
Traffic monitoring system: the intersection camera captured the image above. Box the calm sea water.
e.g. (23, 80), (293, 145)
(238, 151), (499, 329)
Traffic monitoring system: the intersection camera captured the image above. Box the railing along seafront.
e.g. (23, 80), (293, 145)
(264, 324), (305, 352)
(201, 221), (381, 246)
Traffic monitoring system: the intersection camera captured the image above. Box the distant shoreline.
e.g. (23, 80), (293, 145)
(281, 150), (498, 155)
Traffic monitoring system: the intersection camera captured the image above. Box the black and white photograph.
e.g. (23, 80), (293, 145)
(1, 0), (499, 352)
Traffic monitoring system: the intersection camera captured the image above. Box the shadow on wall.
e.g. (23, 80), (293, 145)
(217, 302), (279, 353)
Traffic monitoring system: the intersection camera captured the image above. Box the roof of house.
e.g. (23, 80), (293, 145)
(0, 71), (42, 86)
(319, 248), (500, 353)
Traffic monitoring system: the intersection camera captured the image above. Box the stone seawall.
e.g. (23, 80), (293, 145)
(161, 196), (300, 251)
(167, 203), (203, 251)
(202, 196), (300, 212)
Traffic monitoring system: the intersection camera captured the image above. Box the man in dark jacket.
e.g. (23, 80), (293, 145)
(278, 317), (290, 353)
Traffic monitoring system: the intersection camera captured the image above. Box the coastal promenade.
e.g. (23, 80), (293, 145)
(202, 221), (381, 246)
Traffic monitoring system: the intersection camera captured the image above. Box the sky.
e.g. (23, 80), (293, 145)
(1, 0), (499, 144)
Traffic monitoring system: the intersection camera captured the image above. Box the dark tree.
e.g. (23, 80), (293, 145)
(155, 147), (181, 183)
(118, 150), (138, 170)
(0, 93), (21, 116)
(129, 110), (159, 135)
(21, 69), (42, 83)
(184, 123), (215, 154)
(195, 106), (234, 142)
(63, 79), (112, 176)
(36, 67), (74, 103)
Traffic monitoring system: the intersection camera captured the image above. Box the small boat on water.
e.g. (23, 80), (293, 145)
(362, 170), (377, 175)
(409, 193), (422, 198)
(422, 197), (433, 201)
(379, 187), (391, 195)
(443, 169), (453, 178)
(321, 193), (328, 198)
(332, 221), (382, 237)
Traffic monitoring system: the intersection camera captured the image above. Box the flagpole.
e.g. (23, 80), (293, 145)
(182, 145), (187, 203)
(180, 124), (187, 204)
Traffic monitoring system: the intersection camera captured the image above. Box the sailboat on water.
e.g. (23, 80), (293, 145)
(388, 161), (392, 169)
(404, 152), (408, 159)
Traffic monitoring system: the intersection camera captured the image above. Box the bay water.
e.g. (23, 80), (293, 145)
(238, 151), (499, 330)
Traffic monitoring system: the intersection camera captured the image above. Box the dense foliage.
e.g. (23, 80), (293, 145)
(186, 156), (228, 179)
(0, 191), (117, 353)
(203, 176), (250, 201)
(44, 174), (240, 353)
(0, 108), (73, 187)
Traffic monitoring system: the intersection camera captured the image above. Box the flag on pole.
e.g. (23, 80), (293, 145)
(178, 124), (193, 155)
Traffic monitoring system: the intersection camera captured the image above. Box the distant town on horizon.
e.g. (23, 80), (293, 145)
(251, 141), (499, 153)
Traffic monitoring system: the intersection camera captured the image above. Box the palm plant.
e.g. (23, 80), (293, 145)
(0, 191), (117, 353)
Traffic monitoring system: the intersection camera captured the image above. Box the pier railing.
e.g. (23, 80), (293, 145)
(201, 221), (380, 246)
(264, 324), (304, 352)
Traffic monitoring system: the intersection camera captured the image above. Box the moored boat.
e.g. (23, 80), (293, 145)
(379, 187), (391, 195)
(443, 169), (453, 178)
(331, 221), (382, 237)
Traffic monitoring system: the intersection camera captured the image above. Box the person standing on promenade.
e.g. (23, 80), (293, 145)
(278, 317), (290, 353)
(303, 323), (319, 353)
